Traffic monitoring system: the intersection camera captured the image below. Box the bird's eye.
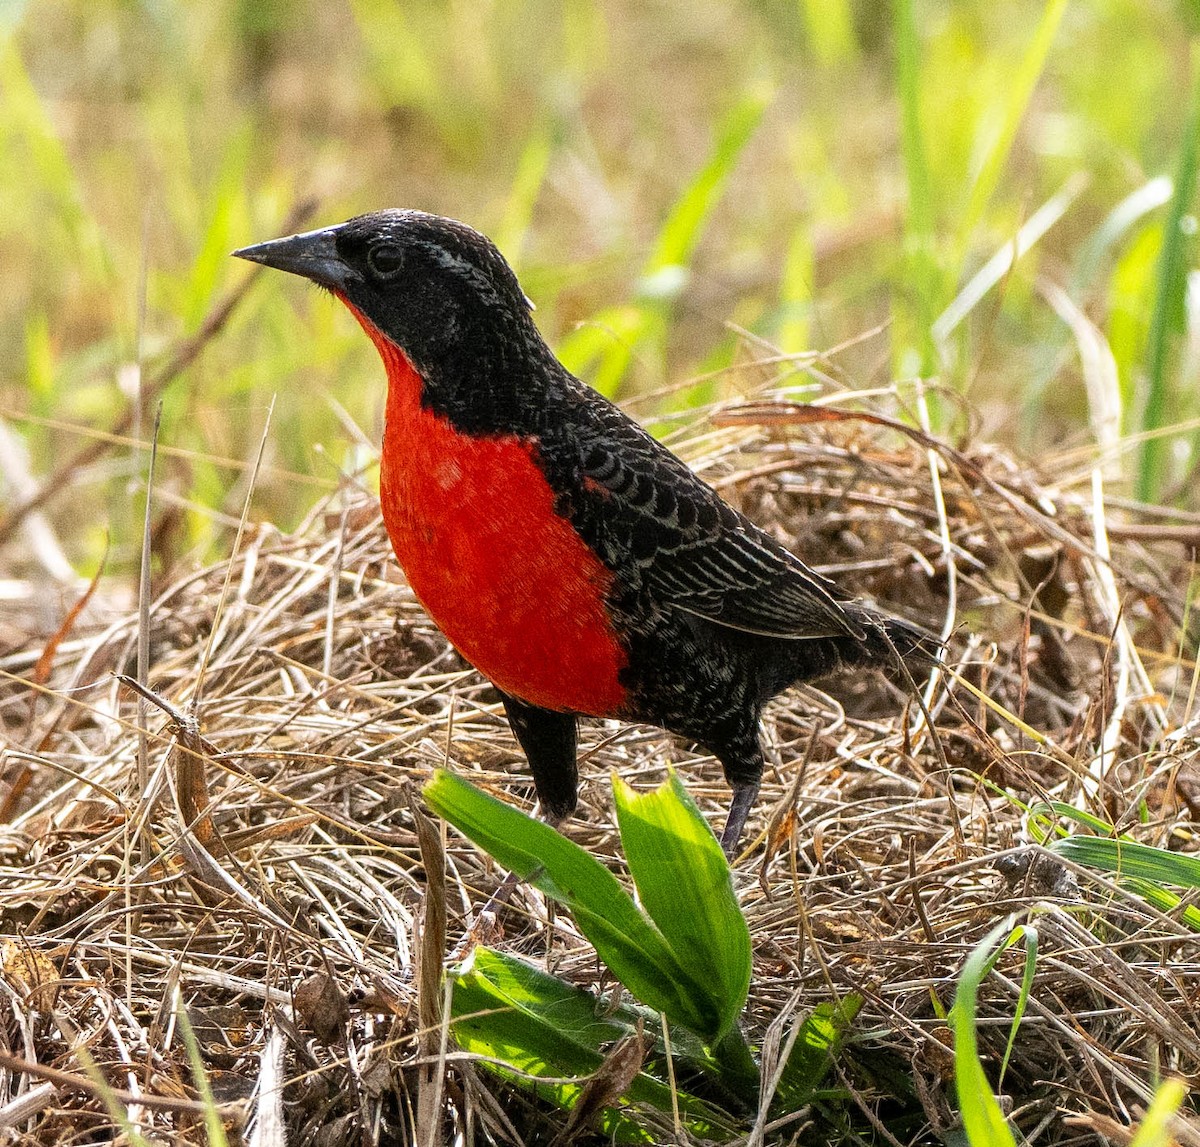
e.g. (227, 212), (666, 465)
(367, 243), (404, 279)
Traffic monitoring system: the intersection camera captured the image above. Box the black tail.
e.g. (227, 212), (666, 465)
(772, 608), (940, 695)
(860, 611), (943, 677)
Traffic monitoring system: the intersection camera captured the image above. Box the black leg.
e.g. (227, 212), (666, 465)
(713, 735), (765, 858)
(719, 780), (760, 856)
(499, 692), (579, 822)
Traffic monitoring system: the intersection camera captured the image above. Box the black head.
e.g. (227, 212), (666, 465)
(235, 211), (552, 426)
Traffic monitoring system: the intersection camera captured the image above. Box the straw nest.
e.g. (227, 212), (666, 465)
(1, 385), (1198, 1145)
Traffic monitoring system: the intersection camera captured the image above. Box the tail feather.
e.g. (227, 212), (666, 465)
(772, 608), (940, 696)
(865, 613), (942, 676)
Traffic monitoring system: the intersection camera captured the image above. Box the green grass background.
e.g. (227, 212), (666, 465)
(1, 0), (1197, 575)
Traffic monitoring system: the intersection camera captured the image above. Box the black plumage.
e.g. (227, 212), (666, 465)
(235, 210), (936, 852)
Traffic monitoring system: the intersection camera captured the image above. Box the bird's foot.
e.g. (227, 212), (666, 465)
(719, 781), (760, 859)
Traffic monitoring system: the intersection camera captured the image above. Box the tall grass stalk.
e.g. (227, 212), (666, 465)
(1138, 42), (1200, 503)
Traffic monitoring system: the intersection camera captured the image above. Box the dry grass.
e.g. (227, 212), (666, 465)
(1, 374), (1198, 1145)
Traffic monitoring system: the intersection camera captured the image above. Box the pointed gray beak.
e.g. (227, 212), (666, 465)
(233, 227), (358, 290)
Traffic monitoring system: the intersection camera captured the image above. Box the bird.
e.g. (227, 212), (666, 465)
(234, 210), (934, 855)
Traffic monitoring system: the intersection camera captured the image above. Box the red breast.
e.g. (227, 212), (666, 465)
(343, 302), (629, 717)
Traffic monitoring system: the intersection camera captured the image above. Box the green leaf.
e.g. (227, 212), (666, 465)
(1032, 803), (1200, 929)
(1048, 835), (1200, 888)
(450, 946), (739, 1141)
(933, 174), (1086, 346)
(771, 996), (862, 1115)
(557, 303), (654, 398)
(494, 122), (556, 273)
(644, 90), (768, 276)
(957, 0), (1067, 248)
(949, 918), (1025, 1147)
(0, 37), (110, 281)
(613, 771), (751, 1041)
(801, 0), (857, 64)
(1121, 877), (1200, 932)
(424, 770), (720, 1036)
(893, 0), (938, 379)
(174, 999), (230, 1147)
(997, 926), (1036, 1088)
(1072, 177), (1173, 296)
(1027, 800), (1126, 842)
(183, 130), (250, 332)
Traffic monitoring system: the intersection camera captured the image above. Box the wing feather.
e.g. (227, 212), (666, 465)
(563, 401), (866, 642)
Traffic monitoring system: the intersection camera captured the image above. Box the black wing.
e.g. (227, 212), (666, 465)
(544, 390), (867, 642)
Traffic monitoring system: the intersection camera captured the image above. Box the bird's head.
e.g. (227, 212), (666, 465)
(234, 210), (539, 384)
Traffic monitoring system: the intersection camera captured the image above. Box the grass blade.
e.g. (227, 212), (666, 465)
(949, 917), (1025, 1147)
(1072, 177), (1173, 296)
(1138, 42), (1200, 502)
(958, 0), (1067, 247)
(494, 122), (555, 273)
(557, 91), (767, 395)
(893, 0), (937, 377)
(1128, 1078), (1189, 1147)
(997, 925), (1036, 1088)
(1049, 835), (1200, 888)
(934, 173), (1087, 346)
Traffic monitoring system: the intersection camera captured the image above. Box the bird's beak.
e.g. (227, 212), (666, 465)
(233, 227), (358, 290)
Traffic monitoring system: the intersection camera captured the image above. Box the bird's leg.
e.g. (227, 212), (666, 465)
(451, 695), (579, 956)
(714, 735), (766, 859)
(719, 780), (760, 858)
(499, 692), (579, 823)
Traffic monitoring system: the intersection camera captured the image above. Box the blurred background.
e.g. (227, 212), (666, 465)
(0, 0), (1196, 588)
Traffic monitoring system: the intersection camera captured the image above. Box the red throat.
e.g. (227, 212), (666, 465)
(339, 299), (629, 717)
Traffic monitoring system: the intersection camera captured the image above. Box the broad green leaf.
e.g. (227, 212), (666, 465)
(613, 771), (751, 1041)
(461, 948), (729, 1083)
(771, 995), (862, 1115)
(424, 770), (720, 1035)
(450, 946), (739, 1141)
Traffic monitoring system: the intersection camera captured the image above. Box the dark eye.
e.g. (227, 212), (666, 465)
(367, 243), (404, 278)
